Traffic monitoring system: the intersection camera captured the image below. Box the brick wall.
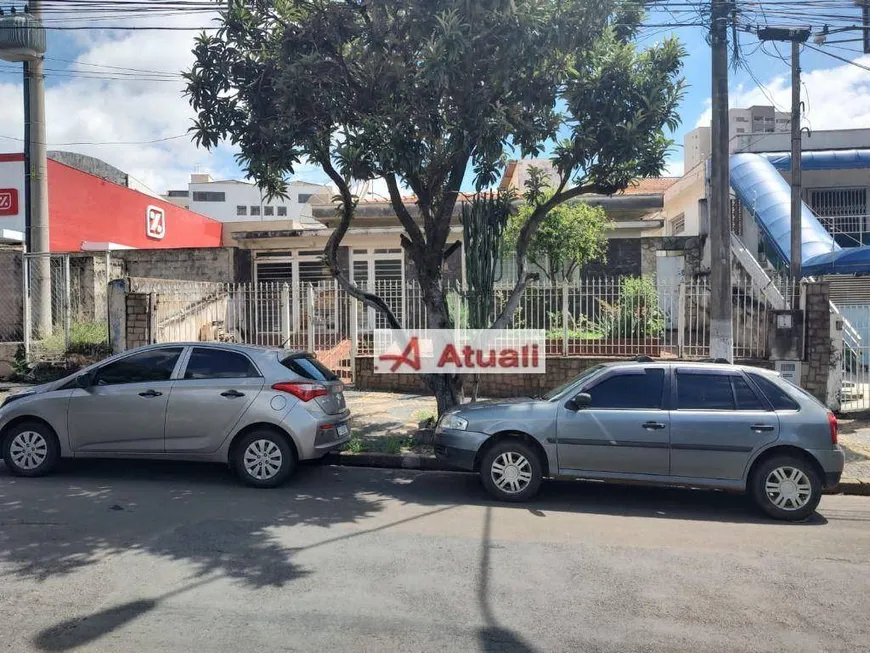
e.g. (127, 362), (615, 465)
(113, 248), (237, 282)
(125, 292), (155, 349)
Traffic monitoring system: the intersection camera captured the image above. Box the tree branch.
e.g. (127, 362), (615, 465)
(491, 182), (600, 329)
(443, 240), (462, 260)
(319, 154), (403, 329)
(385, 174), (426, 248)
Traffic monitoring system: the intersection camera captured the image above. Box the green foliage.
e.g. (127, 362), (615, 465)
(10, 344), (30, 380)
(41, 321), (109, 356)
(597, 277), (665, 339)
(345, 434), (365, 454)
(544, 312), (603, 340)
(185, 0), (684, 240)
(506, 197), (610, 282)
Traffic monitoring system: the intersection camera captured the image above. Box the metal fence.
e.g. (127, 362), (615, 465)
(837, 303), (870, 412)
(142, 274), (788, 382)
(22, 252), (111, 361)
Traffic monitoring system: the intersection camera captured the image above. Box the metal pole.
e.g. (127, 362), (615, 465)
(790, 39), (803, 307)
(63, 254), (71, 350)
(22, 254), (31, 360)
(23, 61), (31, 251)
(306, 284), (315, 353)
(709, 0), (734, 361)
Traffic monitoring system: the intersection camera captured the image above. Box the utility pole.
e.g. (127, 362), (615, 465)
(28, 0), (52, 336)
(790, 39), (801, 304)
(758, 27), (810, 308)
(709, 0), (733, 361)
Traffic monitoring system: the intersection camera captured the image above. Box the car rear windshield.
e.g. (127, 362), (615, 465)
(746, 372), (801, 411)
(281, 355), (338, 382)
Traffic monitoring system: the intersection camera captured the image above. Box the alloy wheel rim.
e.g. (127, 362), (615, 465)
(9, 431), (48, 470)
(765, 466), (812, 511)
(243, 439), (283, 480)
(491, 451), (532, 494)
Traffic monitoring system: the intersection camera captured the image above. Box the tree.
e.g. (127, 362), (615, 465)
(184, 0), (685, 414)
(505, 179), (610, 284)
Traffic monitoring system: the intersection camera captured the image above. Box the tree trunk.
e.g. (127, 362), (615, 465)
(426, 372), (462, 415)
(416, 275), (465, 415)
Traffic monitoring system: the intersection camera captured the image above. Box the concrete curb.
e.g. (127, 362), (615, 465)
(830, 478), (870, 496)
(327, 452), (870, 497)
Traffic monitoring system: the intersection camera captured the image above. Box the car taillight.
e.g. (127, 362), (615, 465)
(272, 382), (328, 402)
(827, 411), (838, 445)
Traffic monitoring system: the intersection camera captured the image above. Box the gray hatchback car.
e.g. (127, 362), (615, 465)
(0, 343), (350, 487)
(435, 361), (844, 520)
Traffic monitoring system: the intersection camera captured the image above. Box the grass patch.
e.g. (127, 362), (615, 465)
(342, 433), (414, 455)
(40, 321), (109, 355)
(345, 434), (366, 453)
(412, 408), (436, 424)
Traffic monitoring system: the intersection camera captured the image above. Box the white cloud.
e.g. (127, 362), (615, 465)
(663, 158), (684, 177)
(0, 2), (238, 193)
(694, 54), (870, 131)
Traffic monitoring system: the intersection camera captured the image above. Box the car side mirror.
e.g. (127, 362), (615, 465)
(75, 373), (92, 389)
(566, 393), (592, 411)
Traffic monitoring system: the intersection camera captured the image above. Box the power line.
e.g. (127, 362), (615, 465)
(0, 132), (189, 146)
(804, 42), (870, 72)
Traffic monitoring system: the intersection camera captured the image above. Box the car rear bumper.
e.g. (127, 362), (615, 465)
(433, 429), (490, 471)
(807, 446), (846, 489)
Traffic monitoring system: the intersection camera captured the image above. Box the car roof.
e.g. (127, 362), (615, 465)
(130, 342), (306, 358)
(602, 360), (776, 375)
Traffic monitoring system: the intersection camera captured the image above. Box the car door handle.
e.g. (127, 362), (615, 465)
(750, 424), (775, 432)
(220, 390), (245, 398)
(642, 421), (667, 430)
(138, 389), (162, 398)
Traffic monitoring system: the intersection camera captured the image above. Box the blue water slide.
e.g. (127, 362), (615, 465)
(729, 152), (870, 275)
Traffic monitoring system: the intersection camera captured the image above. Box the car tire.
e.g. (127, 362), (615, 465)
(232, 430), (297, 489)
(2, 421), (60, 478)
(750, 455), (822, 521)
(480, 440), (543, 502)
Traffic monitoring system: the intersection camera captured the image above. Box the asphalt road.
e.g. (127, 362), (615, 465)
(1, 461), (869, 653)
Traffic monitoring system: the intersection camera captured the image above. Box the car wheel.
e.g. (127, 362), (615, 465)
(751, 455), (821, 521)
(232, 430), (296, 488)
(480, 440), (543, 502)
(2, 421), (60, 478)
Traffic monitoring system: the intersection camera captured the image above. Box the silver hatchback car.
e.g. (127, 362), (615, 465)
(435, 361), (845, 521)
(0, 343), (350, 487)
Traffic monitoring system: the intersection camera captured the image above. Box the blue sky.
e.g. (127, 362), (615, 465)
(1, 2), (869, 194)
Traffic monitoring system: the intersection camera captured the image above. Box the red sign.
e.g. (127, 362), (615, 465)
(0, 188), (19, 216)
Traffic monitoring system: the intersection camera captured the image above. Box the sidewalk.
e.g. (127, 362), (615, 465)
(838, 416), (870, 493)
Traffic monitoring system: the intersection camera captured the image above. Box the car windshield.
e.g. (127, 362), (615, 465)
(542, 365), (606, 400)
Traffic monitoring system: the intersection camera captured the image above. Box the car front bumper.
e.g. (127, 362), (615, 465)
(433, 429), (491, 471)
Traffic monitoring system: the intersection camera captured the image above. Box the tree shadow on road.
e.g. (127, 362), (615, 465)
(0, 459), (384, 588)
